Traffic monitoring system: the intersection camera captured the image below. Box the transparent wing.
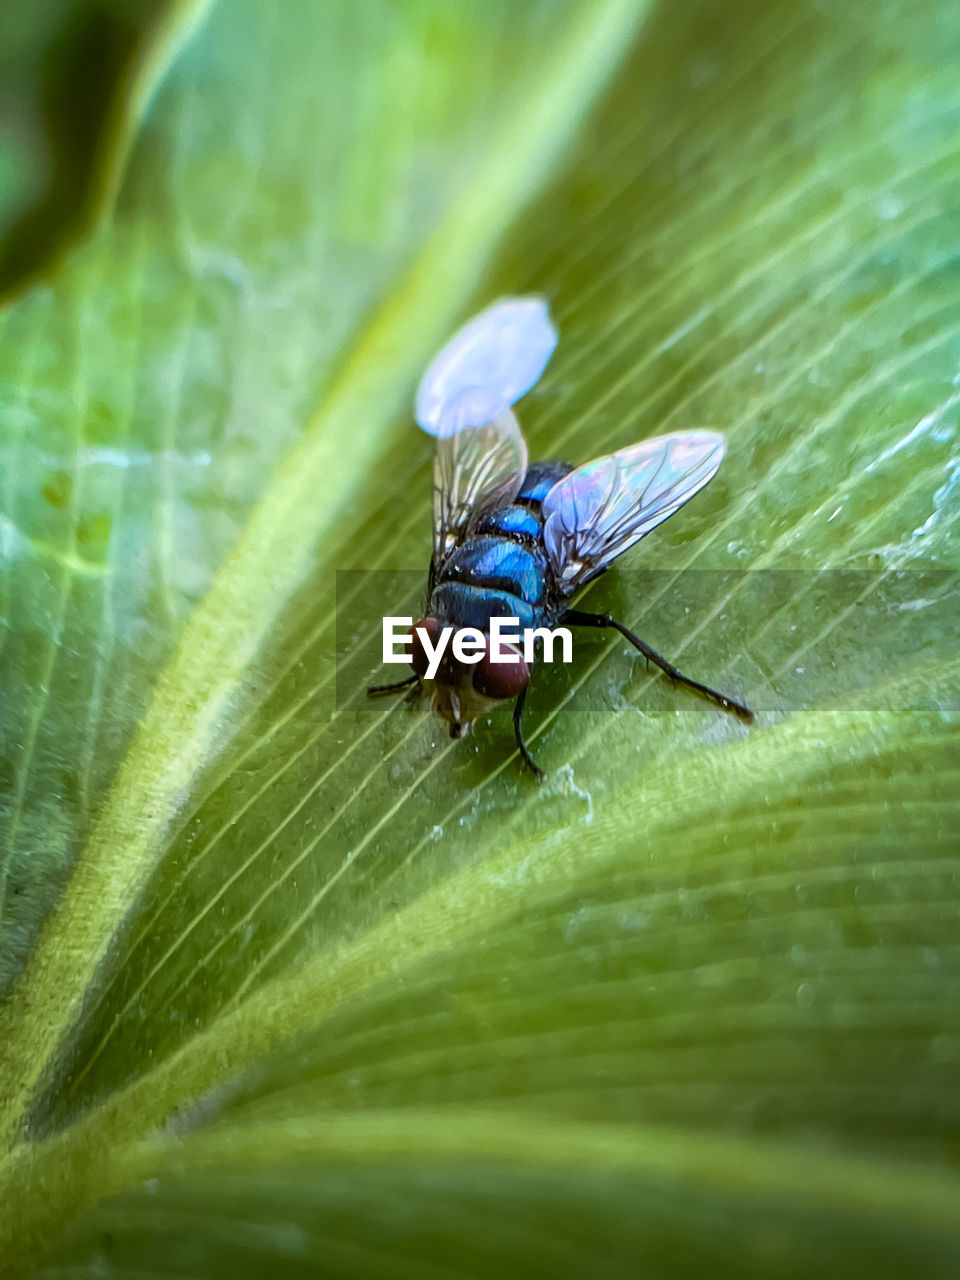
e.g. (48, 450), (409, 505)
(416, 297), (557, 436)
(542, 431), (725, 592)
(432, 391), (528, 572)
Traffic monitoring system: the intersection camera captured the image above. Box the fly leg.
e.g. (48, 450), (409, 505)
(368, 674), (421, 701)
(560, 609), (753, 723)
(513, 687), (544, 781)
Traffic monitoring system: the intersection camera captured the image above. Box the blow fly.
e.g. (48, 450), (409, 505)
(369, 297), (753, 778)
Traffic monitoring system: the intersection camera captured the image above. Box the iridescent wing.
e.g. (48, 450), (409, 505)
(432, 390), (528, 574)
(541, 431), (725, 592)
(417, 297), (553, 578)
(416, 296), (557, 436)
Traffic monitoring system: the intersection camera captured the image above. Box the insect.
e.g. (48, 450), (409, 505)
(369, 297), (753, 778)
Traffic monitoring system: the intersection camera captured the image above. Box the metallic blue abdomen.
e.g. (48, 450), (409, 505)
(431, 460), (573, 632)
(472, 503), (542, 543)
(431, 584), (536, 632)
(442, 537), (548, 606)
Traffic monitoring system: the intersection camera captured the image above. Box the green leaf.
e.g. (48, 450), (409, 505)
(2, 0), (959, 1275)
(0, 0), (212, 303)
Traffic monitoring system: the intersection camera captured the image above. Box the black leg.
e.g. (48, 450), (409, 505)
(368, 673), (420, 699)
(560, 609), (754, 723)
(513, 687), (544, 781)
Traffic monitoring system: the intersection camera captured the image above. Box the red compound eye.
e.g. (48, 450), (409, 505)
(410, 616), (440, 679)
(473, 643), (530, 700)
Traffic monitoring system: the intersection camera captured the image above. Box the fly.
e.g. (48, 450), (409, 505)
(369, 297), (753, 778)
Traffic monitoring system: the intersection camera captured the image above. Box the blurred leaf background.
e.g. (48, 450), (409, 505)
(1, 0), (959, 1275)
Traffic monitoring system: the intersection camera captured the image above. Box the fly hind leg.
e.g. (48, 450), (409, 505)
(560, 609), (753, 723)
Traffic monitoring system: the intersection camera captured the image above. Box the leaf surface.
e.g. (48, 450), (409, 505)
(1, 0), (959, 1275)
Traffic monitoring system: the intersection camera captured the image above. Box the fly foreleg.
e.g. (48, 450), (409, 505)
(559, 609), (753, 723)
(513, 686), (544, 781)
(367, 674), (421, 701)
